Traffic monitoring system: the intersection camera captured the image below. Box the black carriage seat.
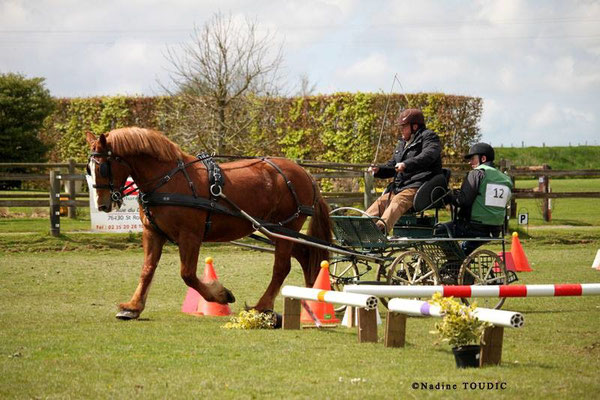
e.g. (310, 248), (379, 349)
(412, 168), (451, 213)
(393, 169), (451, 237)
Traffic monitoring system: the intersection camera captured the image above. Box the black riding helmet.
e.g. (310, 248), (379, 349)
(464, 142), (495, 162)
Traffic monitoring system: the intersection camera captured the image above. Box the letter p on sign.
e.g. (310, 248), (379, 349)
(518, 213), (529, 225)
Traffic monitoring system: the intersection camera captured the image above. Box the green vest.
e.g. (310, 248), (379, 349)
(470, 164), (513, 226)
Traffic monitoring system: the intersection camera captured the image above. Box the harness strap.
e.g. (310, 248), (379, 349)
(261, 158), (315, 225)
(198, 153), (226, 238)
(199, 153), (225, 198)
(140, 200), (177, 245)
(179, 159), (198, 198)
(145, 158), (202, 194)
(262, 158), (301, 208)
(140, 192), (239, 217)
(138, 156), (209, 242)
(249, 221), (349, 253)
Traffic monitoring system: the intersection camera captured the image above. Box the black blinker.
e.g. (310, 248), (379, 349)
(99, 162), (109, 178)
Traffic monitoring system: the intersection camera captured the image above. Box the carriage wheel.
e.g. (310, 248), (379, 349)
(329, 259), (361, 312)
(378, 251), (441, 308)
(458, 249), (507, 309)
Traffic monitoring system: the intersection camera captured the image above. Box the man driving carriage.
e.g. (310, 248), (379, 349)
(439, 142), (513, 255)
(366, 108), (442, 233)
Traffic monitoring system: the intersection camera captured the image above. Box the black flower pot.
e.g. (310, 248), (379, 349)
(452, 345), (481, 368)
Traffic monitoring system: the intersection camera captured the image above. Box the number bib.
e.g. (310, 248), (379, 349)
(484, 183), (511, 207)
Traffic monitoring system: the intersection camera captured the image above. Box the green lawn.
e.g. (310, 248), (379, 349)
(495, 146), (600, 169)
(1, 179), (599, 398)
(1, 231), (600, 398)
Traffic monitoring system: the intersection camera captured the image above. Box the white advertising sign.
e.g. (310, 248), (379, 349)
(86, 176), (143, 233)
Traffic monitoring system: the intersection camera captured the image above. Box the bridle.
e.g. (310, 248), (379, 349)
(87, 150), (136, 203)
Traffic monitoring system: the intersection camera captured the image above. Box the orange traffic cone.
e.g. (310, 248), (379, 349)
(511, 232), (532, 272)
(497, 251), (517, 272)
(592, 249), (600, 270)
(300, 261), (340, 325)
(181, 287), (202, 315)
(181, 257), (232, 316)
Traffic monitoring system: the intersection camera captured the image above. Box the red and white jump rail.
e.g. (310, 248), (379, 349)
(388, 298), (525, 328)
(344, 283), (600, 298)
(281, 285), (378, 310)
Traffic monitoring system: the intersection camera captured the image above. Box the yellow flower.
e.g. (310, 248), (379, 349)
(221, 310), (276, 330)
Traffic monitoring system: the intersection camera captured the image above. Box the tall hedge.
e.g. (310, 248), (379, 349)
(40, 93), (482, 163)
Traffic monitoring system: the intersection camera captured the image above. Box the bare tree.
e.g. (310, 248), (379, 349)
(296, 73), (318, 97)
(163, 12), (284, 154)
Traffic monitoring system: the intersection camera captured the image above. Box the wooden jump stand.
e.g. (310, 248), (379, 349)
(282, 296), (505, 365)
(282, 298), (378, 343)
(384, 310), (505, 367)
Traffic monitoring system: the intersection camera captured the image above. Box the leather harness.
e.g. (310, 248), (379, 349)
(134, 155), (317, 245)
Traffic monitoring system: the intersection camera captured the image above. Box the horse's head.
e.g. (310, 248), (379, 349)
(85, 131), (132, 212)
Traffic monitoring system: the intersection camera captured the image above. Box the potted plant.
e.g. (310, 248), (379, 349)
(429, 292), (490, 368)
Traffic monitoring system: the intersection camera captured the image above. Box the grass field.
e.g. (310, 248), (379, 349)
(1, 178), (599, 399)
(1, 238), (600, 399)
(495, 146), (600, 170)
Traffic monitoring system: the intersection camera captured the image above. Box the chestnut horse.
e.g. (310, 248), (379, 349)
(85, 127), (332, 320)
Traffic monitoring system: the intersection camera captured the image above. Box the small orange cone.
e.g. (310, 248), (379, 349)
(300, 261), (340, 325)
(182, 257), (231, 316)
(181, 288), (202, 315)
(497, 251), (517, 272)
(592, 249), (600, 270)
(511, 232), (532, 272)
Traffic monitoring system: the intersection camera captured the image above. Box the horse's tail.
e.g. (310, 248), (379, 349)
(305, 195), (333, 285)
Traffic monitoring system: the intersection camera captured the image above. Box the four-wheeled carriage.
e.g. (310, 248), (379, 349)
(328, 169), (515, 310)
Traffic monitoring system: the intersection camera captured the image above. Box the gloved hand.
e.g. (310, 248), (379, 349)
(367, 164), (379, 175)
(446, 189), (462, 205)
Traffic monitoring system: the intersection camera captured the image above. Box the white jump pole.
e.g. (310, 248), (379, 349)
(345, 283), (600, 298)
(388, 298), (525, 328)
(281, 286), (378, 310)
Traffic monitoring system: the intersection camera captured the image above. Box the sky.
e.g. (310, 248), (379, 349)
(1, 0), (599, 147)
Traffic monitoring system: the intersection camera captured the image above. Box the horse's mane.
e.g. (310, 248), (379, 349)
(106, 127), (187, 162)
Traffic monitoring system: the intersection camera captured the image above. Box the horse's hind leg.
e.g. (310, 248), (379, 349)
(117, 228), (166, 320)
(178, 233), (235, 305)
(253, 239), (293, 312)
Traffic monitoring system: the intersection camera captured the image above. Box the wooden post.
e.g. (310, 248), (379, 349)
(49, 170), (61, 237)
(500, 160), (517, 219)
(67, 159), (76, 219)
(357, 308), (378, 343)
(343, 306), (356, 328)
(480, 325), (504, 366)
(282, 297), (301, 330)
(363, 172), (375, 210)
(384, 311), (406, 348)
(539, 164), (551, 222)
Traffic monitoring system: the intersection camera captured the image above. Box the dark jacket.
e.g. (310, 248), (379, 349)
(375, 128), (442, 193)
(452, 161), (491, 221)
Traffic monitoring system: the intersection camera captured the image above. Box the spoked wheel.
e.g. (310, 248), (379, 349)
(329, 259), (361, 312)
(458, 249), (508, 309)
(376, 250), (441, 308)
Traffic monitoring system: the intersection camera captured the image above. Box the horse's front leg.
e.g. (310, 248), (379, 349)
(116, 228), (166, 320)
(178, 233), (235, 305)
(253, 239), (293, 312)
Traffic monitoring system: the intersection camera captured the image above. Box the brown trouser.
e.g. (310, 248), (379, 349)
(365, 187), (418, 233)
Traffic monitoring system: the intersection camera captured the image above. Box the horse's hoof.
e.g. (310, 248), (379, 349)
(116, 309), (140, 320)
(271, 312), (282, 329)
(225, 288), (236, 304)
